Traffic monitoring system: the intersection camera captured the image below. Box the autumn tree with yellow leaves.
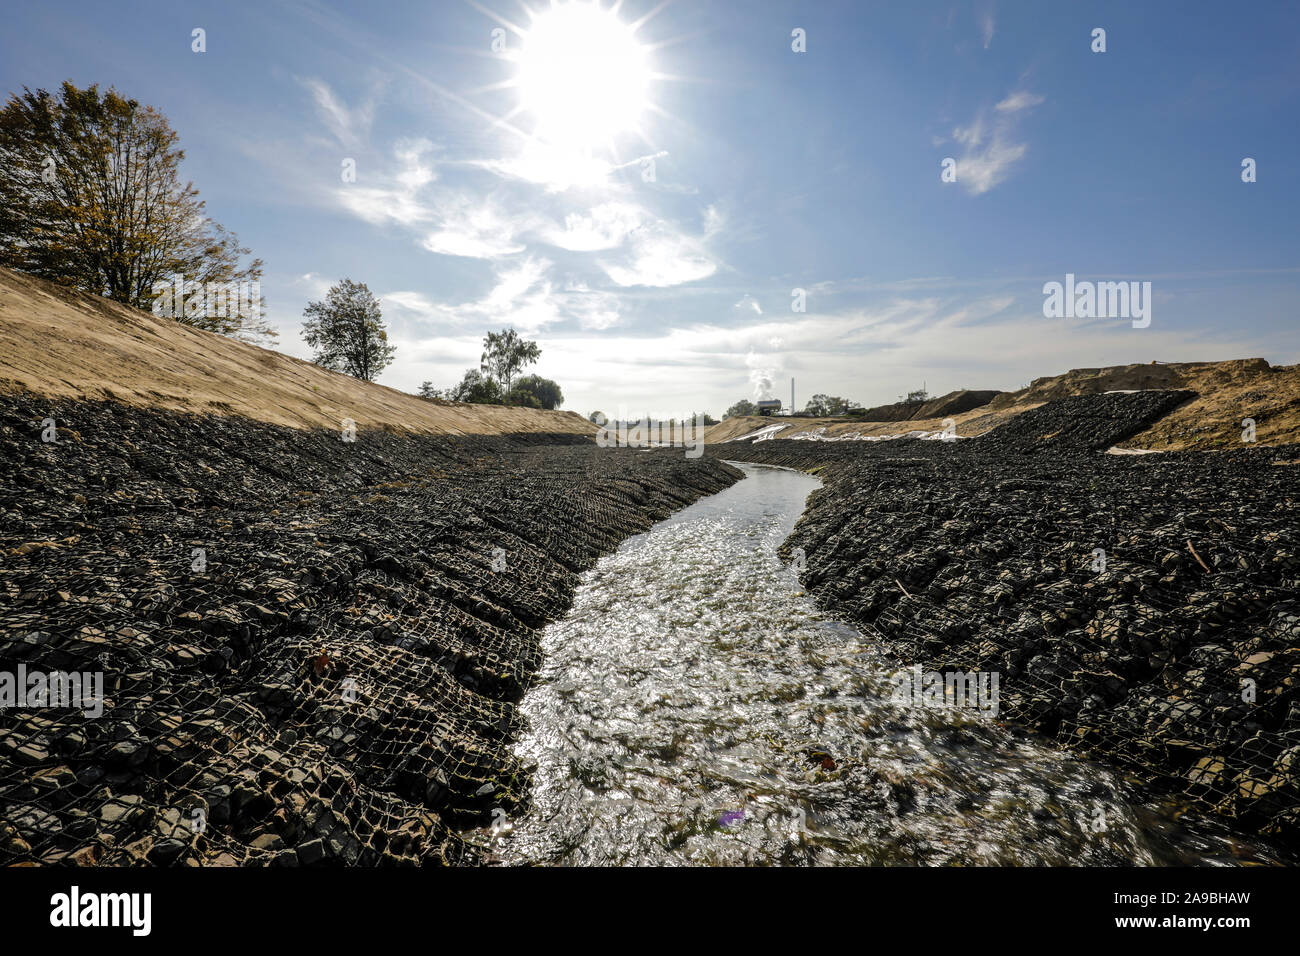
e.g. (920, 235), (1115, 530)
(0, 81), (272, 341)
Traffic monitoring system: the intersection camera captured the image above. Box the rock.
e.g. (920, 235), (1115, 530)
(14, 742), (49, 765)
(250, 832), (284, 852)
(295, 838), (327, 865)
(710, 406), (1300, 847)
(147, 839), (187, 865)
(1188, 757), (1227, 786)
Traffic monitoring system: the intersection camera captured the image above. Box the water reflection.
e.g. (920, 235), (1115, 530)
(493, 463), (1284, 866)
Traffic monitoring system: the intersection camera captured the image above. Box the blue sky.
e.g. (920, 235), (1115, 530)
(4, 0), (1298, 417)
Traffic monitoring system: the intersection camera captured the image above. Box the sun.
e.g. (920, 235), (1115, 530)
(513, 2), (652, 152)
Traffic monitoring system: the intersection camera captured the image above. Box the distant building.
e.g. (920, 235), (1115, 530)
(756, 399), (782, 416)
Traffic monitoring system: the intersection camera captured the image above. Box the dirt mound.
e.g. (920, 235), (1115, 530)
(707, 360), (1299, 450)
(913, 389), (1002, 420)
(990, 359), (1300, 449)
(0, 267), (594, 437)
(992, 359), (1268, 406)
(853, 400), (924, 423)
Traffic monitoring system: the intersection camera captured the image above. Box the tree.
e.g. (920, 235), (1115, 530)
(588, 410), (607, 425)
(804, 394), (854, 417)
(512, 374), (563, 410)
(724, 400), (757, 419)
(906, 388), (930, 404)
(0, 82), (271, 341)
(447, 369), (502, 404)
(480, 328), (540, 395)
(301, 279), (396, 381)
(417, 381), (445, 400)
(505, 387), (541, 408)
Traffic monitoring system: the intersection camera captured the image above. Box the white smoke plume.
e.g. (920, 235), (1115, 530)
(745, 349), (782, 402)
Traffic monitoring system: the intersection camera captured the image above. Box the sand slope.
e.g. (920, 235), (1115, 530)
(708, 359), (1300, 449)
(0, 267), (596, 436)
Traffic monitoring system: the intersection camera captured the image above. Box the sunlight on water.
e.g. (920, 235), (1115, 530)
(491, 463), (1282, 866)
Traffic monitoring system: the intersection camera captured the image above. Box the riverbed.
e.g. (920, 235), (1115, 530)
(491, 463), (1285, 866)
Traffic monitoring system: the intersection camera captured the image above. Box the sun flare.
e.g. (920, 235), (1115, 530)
(513, 2), (652, 152)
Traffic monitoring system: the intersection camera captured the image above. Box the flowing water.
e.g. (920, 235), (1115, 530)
(491, 463), (1285, 866)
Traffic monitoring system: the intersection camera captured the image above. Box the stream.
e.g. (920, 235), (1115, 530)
(490, 462), (1285, 866)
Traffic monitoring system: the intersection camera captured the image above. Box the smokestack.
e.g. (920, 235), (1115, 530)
(791, 377), (795, 415)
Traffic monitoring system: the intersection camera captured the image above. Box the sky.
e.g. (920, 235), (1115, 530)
(3, 0), (1299, 418)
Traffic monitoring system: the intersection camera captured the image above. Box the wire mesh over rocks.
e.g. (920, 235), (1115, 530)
(0, 394), (741, 866)
(972, 389), (1198, 453)
(711, 390), (1300, 852)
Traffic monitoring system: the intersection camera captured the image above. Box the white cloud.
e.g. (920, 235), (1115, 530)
(601, 221), (717, 287)
(995, 90), (1045, 113)
(473, 143), (614, 192)
(563, 282), (622, 330)
(421, 197), (537, 259)
(539, 201), (644, 251)
(337, 139), (436, 226)
(328, 141), (544, 259)
(289, 271), (334, 302)
(383, 258), (624, 335)
(703, 204), (725, 237)
(734, 295), (763, 315)
(979, 11), (995, 49)
(947, 90), (1042, 196)
(299, 76), (379, 149)
(380, 290), (443, 321)
(956, 132), (1028, 195)
(525, 285), (1278, 417)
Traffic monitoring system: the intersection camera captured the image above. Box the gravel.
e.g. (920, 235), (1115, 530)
(712, 390), (1300, 851)
(0, 393), (740, 865)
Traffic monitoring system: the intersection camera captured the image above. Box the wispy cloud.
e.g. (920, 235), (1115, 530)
(533, 289), (1276, 415)
(601, 223), (717, 287)
(599, 207), (722, 288)
(382, 258), (624, 335)
(298, 76), (381, 150)
(336, 139), (437, 226)
(421, 198), (534, 259)
(539, 201), (645, 252)
(563, 282), (622, 330)
(472, 144), (615, 192)
(995, 90), (1045, 113)
(329, 142), (707, 273)
(946, 88), (1042, 195)
(978, 5), (996, 49)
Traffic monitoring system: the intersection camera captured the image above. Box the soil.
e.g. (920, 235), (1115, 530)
(708, 359), (1300, 450)
(0, 267), (595, 437)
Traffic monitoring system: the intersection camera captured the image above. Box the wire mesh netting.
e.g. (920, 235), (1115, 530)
(712, 391), (1300, 851)
(0, 394), (740, 865)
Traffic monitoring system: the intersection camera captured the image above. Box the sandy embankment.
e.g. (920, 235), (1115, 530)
(0, 266), (595, 437)
(0, 268), (742, 865)
(708, 358), (1300, 450)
